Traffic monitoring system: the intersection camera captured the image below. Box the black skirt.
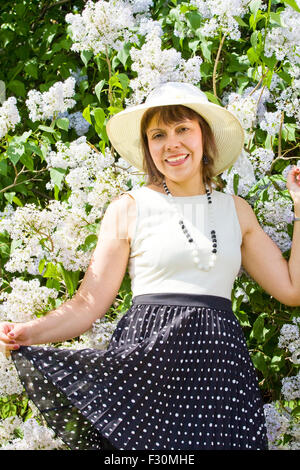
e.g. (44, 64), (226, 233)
(11, 293), (268, 450)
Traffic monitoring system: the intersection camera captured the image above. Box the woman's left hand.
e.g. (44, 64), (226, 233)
(286, 166), (300, 209)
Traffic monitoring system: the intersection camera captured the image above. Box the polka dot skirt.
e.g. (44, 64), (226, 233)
(12, 293), (268, 450)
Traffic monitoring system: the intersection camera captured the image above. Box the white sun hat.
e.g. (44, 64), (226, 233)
(106, 82), (244, 176)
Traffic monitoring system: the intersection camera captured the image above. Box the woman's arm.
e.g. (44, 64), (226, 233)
(234, 167), (300, 307)
(2, 194), (133, 348)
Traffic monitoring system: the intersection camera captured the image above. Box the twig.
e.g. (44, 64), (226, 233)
(105, 46), (113, 107)
(269, 145), (300, 173)
(213, 34), (226, 99)
(277, 111), (285, 158)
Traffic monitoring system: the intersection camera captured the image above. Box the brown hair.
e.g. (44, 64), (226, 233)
(140, 105), (224, 192)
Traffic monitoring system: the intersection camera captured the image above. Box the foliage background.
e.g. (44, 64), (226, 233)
(0, 0), (299, 449)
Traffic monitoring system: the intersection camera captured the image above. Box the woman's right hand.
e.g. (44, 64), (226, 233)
(0, 322), (31, 357)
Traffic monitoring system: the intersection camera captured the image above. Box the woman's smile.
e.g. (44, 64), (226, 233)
(164, 153), (190, 166)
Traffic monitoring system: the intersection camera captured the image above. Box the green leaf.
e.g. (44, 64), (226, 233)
(24, 142), (44, 159)
(56, 118), (69, 131)
(93, 107), (106, 128)
(233, 16), (248, 27)
(118, 73), (129, 91)
(7, 79), (26, 98)
(247, 47), (259, 65)
(20, 152), (34, 171)
(49, 167), (66, 189)
(200, 40), (213, 62)
(95, 80), (106, 102)
(186, 12), (201, 30)
(4, 192), (16, 204)
(82, 105), (92, 125)
(24, 60), (38, 79)
(233, 173), (239, 195)
(43, 262), (61, 280)
(117, 42), (131, 68)
(6, 143), (25, 165)
(57, 264), (80, 296)
(282, 0), (300, 13)
(0, 160), (8, 176)
(252, 313), (268, 342)
(80, 50), (93, 67)
(251, 351), (269, 375)
(12, 195), (23, 207)
(38, 125), (56, 134)
(204, 92), (221, 105)
(282, 123), (296, 142)
(78, 234), (98, 252)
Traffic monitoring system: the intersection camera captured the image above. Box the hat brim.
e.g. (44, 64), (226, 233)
(106, 98), (244, 177)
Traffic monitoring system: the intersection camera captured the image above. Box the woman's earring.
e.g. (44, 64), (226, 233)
(203, 155), (209, 165)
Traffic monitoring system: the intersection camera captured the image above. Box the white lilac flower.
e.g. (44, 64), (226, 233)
(0, 416), (23, 444)
(256, 185), (294, 225)
(0, 418), (65, 450)
(222, 149), (257, 197)
(248, 148), (274, 179)
(225, 92), (258, 130)
(26, 78), (76, 122)
(0, 353), (24, 396)
(281, 372), (300, 401)
(264, 6), (300, 65)
(0, 97), (21, 139)
(263, 403), (290, 449)
(128, 0), (153, 14)
(278, 323), (300, 349)
(0, 139), (132, 273)
(0, 278), (58, 323)
(243, 86), (272, 124)
(190, 0), (253, 40)
(128, 30), (202, 105)
(66, 0), (137, 55)
(260, 110), (283, 136)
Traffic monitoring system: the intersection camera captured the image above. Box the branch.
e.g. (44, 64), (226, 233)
(277, 111), (285, 158)
(213, 34), (226, 99)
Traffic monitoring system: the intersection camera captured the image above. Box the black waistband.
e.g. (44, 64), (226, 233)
(131, 293), (232, 311)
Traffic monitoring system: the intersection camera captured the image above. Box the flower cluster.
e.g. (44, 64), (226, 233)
(0, 135), (141, 274)
(259, 110), (283, 136)
(222, 149), (257, 197)
(264, 5), (300, 66)
(248, 148), (274, 179)
(26, 77), (76, 122)
(0, 417), (65, 450)
(0, 97), (20, 139)
(66, 0), (138, 55)
(0, 278), (58, 323)
(255, 183), (293, 253)
(190, 0), (253, 40)
(128, 30), (202, 104)
(0, 353), (24, 396)
(263, 403), (291, 450)
(263, 316), (300, 450)
(59, 111), (91, 136)
(225, 92), (258, 130)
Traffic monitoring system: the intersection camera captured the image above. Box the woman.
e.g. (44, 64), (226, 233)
(1, 82), (300, 451)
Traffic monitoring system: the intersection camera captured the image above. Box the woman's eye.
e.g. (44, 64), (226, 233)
(179, 127), (189, 133)
(152, 133), (163, 139)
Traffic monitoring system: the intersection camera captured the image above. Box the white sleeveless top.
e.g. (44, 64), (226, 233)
(123, 186), (242, 301)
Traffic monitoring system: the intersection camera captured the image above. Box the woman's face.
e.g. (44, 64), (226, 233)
(146, 114), (204, 185)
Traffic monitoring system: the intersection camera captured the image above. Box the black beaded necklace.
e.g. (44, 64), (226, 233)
(162, 179), (218, 271)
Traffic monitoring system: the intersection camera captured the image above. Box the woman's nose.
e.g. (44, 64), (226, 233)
(165, 134), (180, 150)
